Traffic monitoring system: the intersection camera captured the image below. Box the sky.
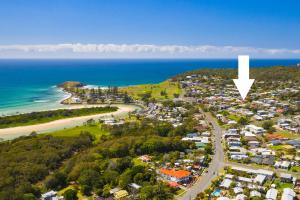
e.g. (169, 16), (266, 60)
(1, 0), (300, 58)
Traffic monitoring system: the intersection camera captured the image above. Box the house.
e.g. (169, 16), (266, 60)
(231, 166), (274, 178)
(281, 188), (296, 200)
(41, 191), (63, 200)
(245, 125), (265, 134)
(242, 131), (257, 141)
(237, 176), (252, 183)
(250, 190), (261, 198)
(280, 173), (293, 183)
(110, 187), (121, 195)
(217, 197), (230, 200)
(253, 174), (266, 185)
(220, 178), (232, 189)
(181, 136), (210, 144)
(167, 181), (180, 188)
(278, 118), (293, 127)
(114, 190), (128, 199)
(266, 188), (278, 200)
(235, 194), (247, 200)
(250, 155), (275, 165)
(159, 168), (191, 183)
(195, 142), (206, 149)
(139, 155), (152, 162)
(275, 160), (291, 169)
(248, 141), (260, 148)
(186, 133), (198, 138)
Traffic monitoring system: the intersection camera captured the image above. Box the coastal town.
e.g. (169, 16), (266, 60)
(32, 66), (300, 200)
(0, 67), (300, 200)
(1, 1), (300, 200)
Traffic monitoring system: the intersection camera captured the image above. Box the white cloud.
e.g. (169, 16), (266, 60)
(0, 43), (299, 58)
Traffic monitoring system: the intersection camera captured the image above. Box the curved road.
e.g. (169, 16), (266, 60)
(178, 111), (224, 200)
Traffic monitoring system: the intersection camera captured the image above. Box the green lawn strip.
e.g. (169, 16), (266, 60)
(48, 124), (108, 141)
(0, 106), (118, 129)
(273, 179), (293, 191)
(121, 80), (181, 100)
(228, 114), (239, 121)
(290, 166), (300, 173)
(276, 130), (300, 139)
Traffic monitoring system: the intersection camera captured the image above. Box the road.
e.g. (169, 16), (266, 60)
(178, 111), (225, 200)
(226, 161), (300, 179)
(178, 110), (300, 200)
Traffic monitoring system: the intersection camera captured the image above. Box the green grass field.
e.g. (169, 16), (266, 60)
(48, 124), (108, 141)
(121, 80), (181, 100)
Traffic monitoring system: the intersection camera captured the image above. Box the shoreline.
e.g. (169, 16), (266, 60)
(0, 104), (141, 141)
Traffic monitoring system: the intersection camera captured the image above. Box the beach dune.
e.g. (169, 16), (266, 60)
(0, 104), (140, 140)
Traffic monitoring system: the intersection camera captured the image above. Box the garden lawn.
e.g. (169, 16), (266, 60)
(290, 166), (300, 173)
(133, 157), (148, 167)
(58, 185), (87, 200)
(275, 131), (300, 139)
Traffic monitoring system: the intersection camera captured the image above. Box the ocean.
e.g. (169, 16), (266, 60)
(0, 59), (299, 115)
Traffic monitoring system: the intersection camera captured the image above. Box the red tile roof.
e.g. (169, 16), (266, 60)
(168, 181), (180, 187)
(160, 168), (191, 178)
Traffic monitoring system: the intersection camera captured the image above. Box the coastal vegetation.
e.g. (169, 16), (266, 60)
(0, 132), (94, 200)
(58, 81), (85, 89)
(0, 114), (196, 200)
(0, 106), (117, 129)
(174, 65), (300, 82)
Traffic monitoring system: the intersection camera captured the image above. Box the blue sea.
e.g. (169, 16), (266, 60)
(0, 59), (299, 115)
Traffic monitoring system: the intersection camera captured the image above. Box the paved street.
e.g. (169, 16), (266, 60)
(177, 110), (300, 200)
(226, 161), (300, 178)
(177, 111), (224, 200)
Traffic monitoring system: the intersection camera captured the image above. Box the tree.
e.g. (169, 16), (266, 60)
(45, 172), (67, 190)
(197, 192), (205, 199)
(63, 189), (78, 200)
(78, 169), (102, 191)
(102, 184), (111, 198)
(238, 117), (249, 125)
(118, 170), (132, 188)
(262, 120), (275, 132)
(23, 193), (36, 200)
(81, 185), (92, 196)
(204, 143), (213, 154)
(123, 92), (131, 103)
(139, 183), (173, 200)
(173, 93), (179, 98)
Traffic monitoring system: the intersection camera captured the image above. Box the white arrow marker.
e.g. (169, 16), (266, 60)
(233, 55), (255, 100)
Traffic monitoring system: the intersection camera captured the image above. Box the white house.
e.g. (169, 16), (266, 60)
(245, 125), (265, 135)
(281, 188), (296, 200)
(266, 188), (278, 200)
